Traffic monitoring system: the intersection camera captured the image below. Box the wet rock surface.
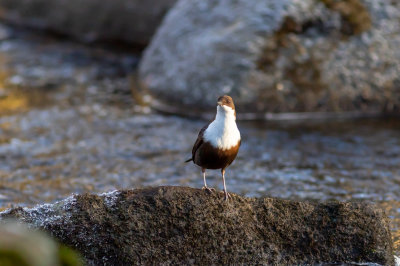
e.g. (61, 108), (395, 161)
(0, 0), (177, 47)
(0, 186), (395, 265)
(140, 0), (400, 114)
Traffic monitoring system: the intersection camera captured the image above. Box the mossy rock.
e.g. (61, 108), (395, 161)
(0, 186), (395, 265)
(140, 0), (400, 116)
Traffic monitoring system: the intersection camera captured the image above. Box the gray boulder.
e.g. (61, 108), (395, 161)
(0, 186), (395, 265)
(139, 0), (400, 116)
(0, 0), (177, 47)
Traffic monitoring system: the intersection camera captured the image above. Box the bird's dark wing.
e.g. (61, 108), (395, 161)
(185, 122), (211, 162)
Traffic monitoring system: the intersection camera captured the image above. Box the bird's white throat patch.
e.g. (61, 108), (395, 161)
(203, 105), (241, 150)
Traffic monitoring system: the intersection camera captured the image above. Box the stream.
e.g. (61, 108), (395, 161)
(0, 25), (398, 256)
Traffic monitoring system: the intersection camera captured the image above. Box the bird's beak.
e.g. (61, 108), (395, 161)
(217, 101), (223, 106)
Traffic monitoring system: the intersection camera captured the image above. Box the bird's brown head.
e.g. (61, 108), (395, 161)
(217, 95), (236, 118)
(217, 95), (235, 110)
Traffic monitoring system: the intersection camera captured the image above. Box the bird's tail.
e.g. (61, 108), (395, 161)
(185, 158), (193, 163)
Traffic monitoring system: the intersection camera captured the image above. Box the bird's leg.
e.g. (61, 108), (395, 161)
(221, 169), (230, 200)
(201, 168), (215, 193)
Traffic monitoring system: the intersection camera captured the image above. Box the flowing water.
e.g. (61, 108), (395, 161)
(0, 26), (398, 256)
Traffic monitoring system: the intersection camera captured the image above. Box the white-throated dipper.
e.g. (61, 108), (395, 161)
(185, 95), (241, 200)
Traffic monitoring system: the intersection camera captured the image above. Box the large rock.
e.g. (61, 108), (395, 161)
(0, 186), (394, 265)
(139, 0), (400, 116)
(0, 0), (177, 47)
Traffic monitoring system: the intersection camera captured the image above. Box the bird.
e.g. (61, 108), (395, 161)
(185, 95), (241, 200)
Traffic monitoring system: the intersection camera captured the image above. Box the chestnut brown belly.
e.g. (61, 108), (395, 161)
(194, 141), (240, 170)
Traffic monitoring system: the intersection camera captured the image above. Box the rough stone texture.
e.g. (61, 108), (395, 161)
(0, 0), (177, 47)
(139, 0), (400, 115)
(0, 186), (394, 265)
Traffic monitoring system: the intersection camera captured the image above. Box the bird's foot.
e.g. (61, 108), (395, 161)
(222, 190), (231, 201)
(202, 186), (215, 193)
